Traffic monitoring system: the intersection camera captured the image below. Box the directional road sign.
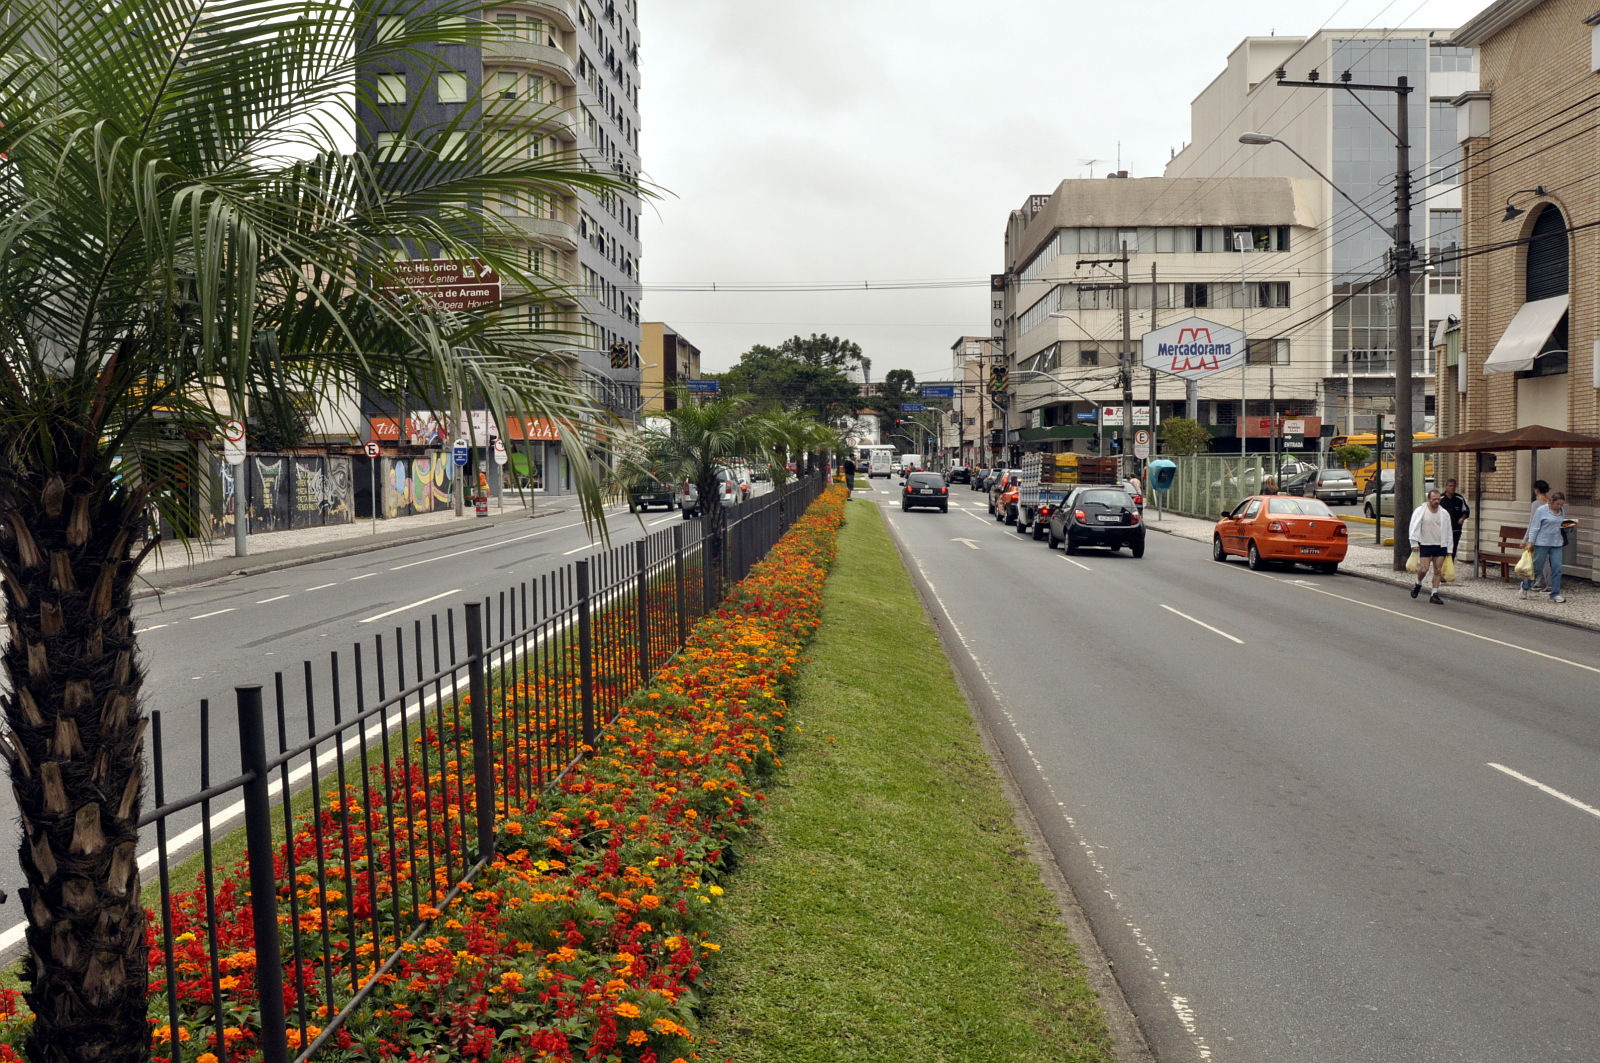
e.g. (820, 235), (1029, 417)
(686, 379), (720, 393)
(921, 386), (955, 398)
(900, 403), (924, 412)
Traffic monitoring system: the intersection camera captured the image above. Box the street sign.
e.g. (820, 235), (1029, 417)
(1283, 418), (1306, 436)
(921, 386), (955, 398)
(1382, 429), (1397, 444)
(222, 419), (247, 465)
(1134, 429), (1151, 459)
(492, 438), (508, 466)
(1100, 406), (1152, 427)
(363, 441), (381, 458)
(686, 379), (719, 393)
(900, 403), (924, 412)
(452, 438), (471, 467)
(379, 259), (501, 312)
(1140, 316), (1247, 380)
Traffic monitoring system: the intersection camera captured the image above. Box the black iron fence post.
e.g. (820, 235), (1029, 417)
(238, 686), (291, 1063)
(673, 523), (687, 648)
(577, 559), (596, 746)
(464, 602), (496, 861)
(634, 538), (649, 686)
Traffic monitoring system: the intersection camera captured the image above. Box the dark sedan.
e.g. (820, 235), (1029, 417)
(1046, 486), (1145, 556)
(627, 480), (677, 512)
(946, 466), (971, 484)
(902, 471), (950, 512)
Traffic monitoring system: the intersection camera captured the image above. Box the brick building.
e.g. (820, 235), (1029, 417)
(1449, 0), (1599, 577)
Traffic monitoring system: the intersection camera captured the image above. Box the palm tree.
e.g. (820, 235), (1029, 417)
(621, 392), (770, 594)
(0, 1), (625, 1057)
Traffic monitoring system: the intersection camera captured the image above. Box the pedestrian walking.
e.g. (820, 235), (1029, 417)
(1409, 488), (1453, 605)
(1521, 491), (1569, 603)
(842, 458), (857, 498)
(1529, 480), (1551, 588)
(1439, 478), (1470, 558)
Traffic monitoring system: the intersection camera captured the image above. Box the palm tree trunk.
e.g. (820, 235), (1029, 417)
(696, 472), (726, 603)
(1, 475), (151, 1063)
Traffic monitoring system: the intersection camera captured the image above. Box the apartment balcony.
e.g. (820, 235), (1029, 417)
(520, 0), (577, 31)
(483, 40), (576, 84)
(504, 213), (579, 251)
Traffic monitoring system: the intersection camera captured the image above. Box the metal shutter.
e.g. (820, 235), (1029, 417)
(1526, 206), (1570, 302)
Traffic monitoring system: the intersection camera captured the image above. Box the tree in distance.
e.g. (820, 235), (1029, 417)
(0, 1), (629, 1057)
(1158, 417), (1213, 457)
(715, 334), (865, 423)
(1334, 443), (1372, 470)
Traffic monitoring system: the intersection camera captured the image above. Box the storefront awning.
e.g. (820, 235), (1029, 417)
(1482, 294), (1568, 375)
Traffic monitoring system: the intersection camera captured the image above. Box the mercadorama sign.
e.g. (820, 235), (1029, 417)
(1140, 316), (1247, 380)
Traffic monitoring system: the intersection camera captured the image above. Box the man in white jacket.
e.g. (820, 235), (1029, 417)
(1409, 488), (1453, 604)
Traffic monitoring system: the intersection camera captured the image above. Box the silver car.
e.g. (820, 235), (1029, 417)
(1311, 468), (1359, 505)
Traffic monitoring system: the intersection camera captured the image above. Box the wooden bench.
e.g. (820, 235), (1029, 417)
(1478, 525), (1526, 581)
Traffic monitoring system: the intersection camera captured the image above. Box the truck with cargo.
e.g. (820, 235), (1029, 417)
(1015, 453), (1120, 538)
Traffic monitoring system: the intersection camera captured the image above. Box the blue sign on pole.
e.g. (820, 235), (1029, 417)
(900, 403), (924, 413)
(686, 379), (720, 393)
(452, 439), (471, 467)
(921, 385), (955, 398)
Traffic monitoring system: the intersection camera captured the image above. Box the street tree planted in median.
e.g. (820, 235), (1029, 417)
(0, 1), (626, 1059)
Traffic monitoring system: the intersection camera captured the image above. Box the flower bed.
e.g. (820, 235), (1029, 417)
(1, 486), (845, 1062)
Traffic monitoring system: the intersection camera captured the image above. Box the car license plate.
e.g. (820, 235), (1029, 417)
(918, 488), (931, 494)
(1299, 546), (1320, 554)
(1097, 515), (1120, 523)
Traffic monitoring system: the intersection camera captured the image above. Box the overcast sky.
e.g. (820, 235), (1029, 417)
(636, 0), (1489, 382)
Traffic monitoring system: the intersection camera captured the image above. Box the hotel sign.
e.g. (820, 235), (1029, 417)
(1141, 316), (1246, 380)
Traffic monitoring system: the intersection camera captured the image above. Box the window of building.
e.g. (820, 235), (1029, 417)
(375, 16), (404, 42)
(495, 12), (522, 39)
(375, 73), (406, 105)
(439, 132), (469, 160)
(374, 133), (408, 162)
(438, 72), (468, 104)
(1078, 346), (1099, 366)
(1257, 282), (1290, 307)
(496, 71), (518, 98)
(528, 75), (545, 103)
(1526, 204), (1570, 376)
(1428, 101), (1459, 185)
(1429, 44), (1474, 71)
(1183, 283), (1209, 308)
(1247, 338), (1289, 365)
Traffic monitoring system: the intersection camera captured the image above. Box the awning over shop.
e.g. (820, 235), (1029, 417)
(1482, 294), (1568, 375)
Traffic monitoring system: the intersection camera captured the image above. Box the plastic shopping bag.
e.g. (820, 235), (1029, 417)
(1513, 548), (1536, 580)
(1441, 556), (1457, 583)
(1405, 551), (1420, 574)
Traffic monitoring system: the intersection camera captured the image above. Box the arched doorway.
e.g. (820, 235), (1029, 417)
(1517, 204), (1571, 497)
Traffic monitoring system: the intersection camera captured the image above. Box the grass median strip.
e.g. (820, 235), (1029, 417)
(703, 501), (1116, 1063)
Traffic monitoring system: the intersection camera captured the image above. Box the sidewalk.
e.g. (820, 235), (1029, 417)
(135, 496), (586, 597)
(1143, 507), (1600, 633)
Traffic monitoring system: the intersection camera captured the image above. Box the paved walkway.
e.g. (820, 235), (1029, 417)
(136, 495), (586, 595)
(1144, 507), (1600, 633)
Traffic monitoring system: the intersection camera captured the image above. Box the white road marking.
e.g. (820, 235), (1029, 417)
(1160, 604), (1244, 644)
(1273, 576), (1600, 675)
(563, 543), (599, 556)
(255, 595), (291, 604)
(951, 538), (981, 550)
(389, 524), (579, 572)
(189, 608), (236, 620)
(647, 516), (676, 526)
(134, 624), (168, 634)
(1488, 763), (1600, 820)
(359, 589), (461, 624)
(306, 582), (337, 591)
(348, 573), (377, 581)
(1061, 556), (1091, 571)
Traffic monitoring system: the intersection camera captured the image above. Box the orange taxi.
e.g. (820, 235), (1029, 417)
(1212, 494), (1349, 573)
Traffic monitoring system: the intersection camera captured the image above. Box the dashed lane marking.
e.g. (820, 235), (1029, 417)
(1489, 763), (1600, 821)
(189, 608), (236, 620)
(255, 595), (291, 604)
(359, 589), (461, 624)
(1159, 604), (1243, 644)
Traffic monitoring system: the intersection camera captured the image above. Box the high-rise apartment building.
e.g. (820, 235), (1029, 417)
(356, 0), (644, 481)
(1165, 30), (1477, 435)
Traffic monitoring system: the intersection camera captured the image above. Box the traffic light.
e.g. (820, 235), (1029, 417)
(989, 364), (1008, 393)
(609, 342), (630, 369)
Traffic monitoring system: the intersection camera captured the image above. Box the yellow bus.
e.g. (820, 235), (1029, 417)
(1329, 432), (1435, 491)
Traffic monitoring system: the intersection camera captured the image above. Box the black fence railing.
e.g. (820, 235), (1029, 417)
(126, 473), (828, 1063)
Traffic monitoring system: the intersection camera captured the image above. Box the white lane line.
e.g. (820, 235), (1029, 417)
(255, 595), (291, 604)
(1274, 576), (1600, 675)
(1160, 603), (1244, 644)
(1488, 763), (1600, 820)
(1060, 556), (1091, 571)
(389, 524), (579, 572)
(359, 589), (461, 624)
(647, 516), (676, 526)
(348, 573), (377, 581)
(134, 623), (168, 634)
(189, 608), (236, 620)
(305, 582), (337, 591)
(563, 543), (599, 556)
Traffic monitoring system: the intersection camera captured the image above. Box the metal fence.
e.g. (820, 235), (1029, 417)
(135, 473), (827, 1063)
(1157, 455), (1270, 521)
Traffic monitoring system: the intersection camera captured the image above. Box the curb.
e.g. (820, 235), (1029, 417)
(132, 506), (582, 600)
(1144, 520), (1600, 636)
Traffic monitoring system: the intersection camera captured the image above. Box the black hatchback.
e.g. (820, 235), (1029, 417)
(902, 471), (949, 512)
(1046, 486), (1145, 556)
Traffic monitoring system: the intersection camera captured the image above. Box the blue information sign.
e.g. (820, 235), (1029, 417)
(900, 403), (924, 412)
(921, 386), (955, 398)
(686, 379), (720, 393)
(452, 440), (470, 467)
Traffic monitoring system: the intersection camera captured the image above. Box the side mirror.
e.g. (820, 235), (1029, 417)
(1221, 511), (1231, 519)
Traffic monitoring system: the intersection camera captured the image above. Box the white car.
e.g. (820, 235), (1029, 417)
(677, 469), (741, 518)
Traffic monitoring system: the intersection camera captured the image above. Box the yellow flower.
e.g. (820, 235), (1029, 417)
(627, 1030), (650, 1045)
(615, 1002), (642, 1019)
(708, 885), (724, 896)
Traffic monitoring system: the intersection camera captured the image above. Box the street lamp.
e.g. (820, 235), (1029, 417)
(1238, 132), (1392, 236)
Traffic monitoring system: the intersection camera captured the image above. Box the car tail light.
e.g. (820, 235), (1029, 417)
(1039, 506), (1052, 517)
(1129, 511), (1140, 525)
(1268, 520), (1286, 532)
(940, 487), (948, 494)
(1074, 510), (1087, 521)
(1132, 495), (1144, 505)
(1335, 523), (1348, 537)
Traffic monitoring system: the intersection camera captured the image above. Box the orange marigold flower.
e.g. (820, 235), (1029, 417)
(615, 1003), (642, 1019)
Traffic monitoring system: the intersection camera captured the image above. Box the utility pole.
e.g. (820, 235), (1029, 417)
(1077, 249), (1134, 474)
(1274, 67), (1415, 571)
(1149, 262), (1159, 459)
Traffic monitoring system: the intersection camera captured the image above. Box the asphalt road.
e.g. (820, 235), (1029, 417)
(869, 477), (1600, 1063)
(0, 492), (738, 953)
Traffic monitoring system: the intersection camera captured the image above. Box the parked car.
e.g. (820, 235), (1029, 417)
(627, 479), (677, 513)
(1280, 468), (1318, 496)
(678, 470), (740, 518)
(972, 468), (992, 491)
(1045, 486), (1145, 556)
(1278, 460), (1317, 480)
(1212, 494), (1348, 572)
(902, 471), (950, 512)
(1360, 470), (1435, 517)
(1309, 468), (1359, 505)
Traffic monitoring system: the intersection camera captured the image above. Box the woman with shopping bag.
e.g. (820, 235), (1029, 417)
(1408, 489), (1453, 604)
(1521, 492), (1569, 603)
